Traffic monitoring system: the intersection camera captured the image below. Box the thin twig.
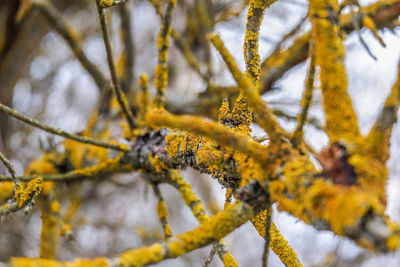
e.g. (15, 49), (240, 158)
(37, 0), (107, 89)
(168, 171), (238, 266)
(351, 10), (377, 60)
(273, 14), (307, 52)
(0, 152), (17, 180)
(118, 2), (135, 93)
(0, 151), (19, 192)
(203, 242), (219, 267)
(96, 1), (138, 129)
(292, 41), (316, 146)
(0, 103), (127, 152)
(0, 157), (131, 182)
(262, 204), (272, 267)
(148, 0), (209, 81)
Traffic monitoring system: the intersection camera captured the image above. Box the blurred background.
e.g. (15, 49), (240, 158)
(0, 0), (400, 266)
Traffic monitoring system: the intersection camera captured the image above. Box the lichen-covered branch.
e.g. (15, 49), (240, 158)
(210, 34), (286, 143)
(260, 0), (400, 94)
(365, 60), (400, 163)
(168, 171), (238, 267)
(252, 210), (303, 267)
(146, 110), (269, 164)
(244, 0), (277, 82)
(154, 0), (177, 108)
(39, 191), (61, 259)
(268, 154), (398, 251)
(148, 0), (208, 82)
(0, 177), (43, 215)
(151, 183), (173, 240)
(310, 0), (361, 144)
(117, 201), (253, 266)
(9, 202), (254, 266)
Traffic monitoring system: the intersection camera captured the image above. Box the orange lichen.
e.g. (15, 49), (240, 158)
(271, 153), (388, 239)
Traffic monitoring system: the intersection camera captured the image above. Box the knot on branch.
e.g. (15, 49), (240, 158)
(317, 142), (357, 186)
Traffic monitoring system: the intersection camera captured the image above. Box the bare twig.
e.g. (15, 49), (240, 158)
(0, 152), (17, 181)
(203, 242), (219, 267)
(96, 1), (138, 129)
(118, 3), (135, 93)
(0, 103), (127, 152)
(37, 0), (107, 89)
(292, 42), (316, 146)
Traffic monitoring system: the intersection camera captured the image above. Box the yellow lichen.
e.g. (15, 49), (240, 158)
(165, 133), (185, 158)
(170, 171), (208, 223)
(222, 253), (238, 267)
(148, 154), (168, 173)
(0, 182), (14, 203)
(50, 200), (61, 213)
(99, 0), (114, 8)
(251, 209), (303, 266)
(209, 34), (286, 143)
(156, 199), (172, 239)
(310, 0), (361, 144)
(39, 192), (62, 259)
(15, 177), (43, 208)
(118, 243), (165, 267)
(60, 224), (72, 237)
(167, 202), (253, 258)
